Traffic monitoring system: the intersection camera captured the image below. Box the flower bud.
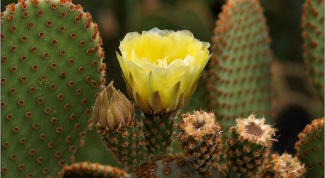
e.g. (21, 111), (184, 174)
(93, 81), (135, 133)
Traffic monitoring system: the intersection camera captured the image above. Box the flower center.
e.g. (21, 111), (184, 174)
(193, 120), (206, 130)
(155, 58), (168, 68)
(244, 122), (263, 137)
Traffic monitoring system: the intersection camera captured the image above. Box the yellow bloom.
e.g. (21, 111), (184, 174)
(117, 28), (211, 114)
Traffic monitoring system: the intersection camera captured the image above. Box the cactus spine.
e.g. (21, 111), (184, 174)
(1, 0), (105, 177)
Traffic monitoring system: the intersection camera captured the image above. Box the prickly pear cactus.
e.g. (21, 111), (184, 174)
(177, 111), (222, 175)
(1, 0), (105, 177)
(295, 118), (324, 178)
(302, 0), (324, 104)
(225, 115), (276, 178)
(208, 0), (272, 130)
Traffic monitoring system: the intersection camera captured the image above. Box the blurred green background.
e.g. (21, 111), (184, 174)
(1, 0), (322, 168)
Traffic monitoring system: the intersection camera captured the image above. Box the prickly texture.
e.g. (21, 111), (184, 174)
(1, 0), (105, 177)
(143, 113), (175, 158)
(99, 121), (148, 171)
(208, 0), (272, 131)
(62, 162), (129, 178)
(177, 111), (222, 175)
(225, 115), (276, 178)
(260, 153), (306, 178)
(132, 154), (221, 178)
(302, 0), (324, 104)
(295, 118), (324, 178)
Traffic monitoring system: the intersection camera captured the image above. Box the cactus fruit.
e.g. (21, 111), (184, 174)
(295, 118), (324, 178)
(260, 153), (306, 178)
(177, 111), (222, 175)
(1, 0), (105, 177)
(302, 0), (324, 104)
(225, 115), (276, 178)
(133, 154), (221, 178)
(208, 0), (272, 131)
(94, 82), (147, 170)
(62, 162), (129, 178)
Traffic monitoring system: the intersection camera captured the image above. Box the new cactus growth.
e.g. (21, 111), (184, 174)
(302, 0), (324, 104)
(225, 115), (276, 178)
(177, 111), (222, 175)
(1, 0), (105, 177)
(295, 118), (324, 178)
(93, 82), (147, 170)
(208, 0), (272, 131)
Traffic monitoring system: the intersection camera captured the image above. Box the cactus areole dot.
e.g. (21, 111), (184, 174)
(117, 28), (211, 114)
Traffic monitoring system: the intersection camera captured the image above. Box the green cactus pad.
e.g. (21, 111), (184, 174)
(302, 0), (324, 105)
(1, 0), (105, 177)
(295, 118), (324, 178)
(62, 162), (129, 178)
(208, 0), (272, 131)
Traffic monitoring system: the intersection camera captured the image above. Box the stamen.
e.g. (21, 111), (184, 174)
(156, 58), (168, 68)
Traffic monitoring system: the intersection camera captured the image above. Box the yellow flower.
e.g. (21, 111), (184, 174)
(117, 28), (211, 114)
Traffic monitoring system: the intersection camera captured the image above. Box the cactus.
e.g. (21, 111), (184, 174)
(62, 162), (129, 178)
(177, 111), (222, 175)
(295, 118), (324, 178)
(208, 0), (272, 131)
(302, 0), (324, 104)
(93, 83), (148, 170)
(1, 0), (105, 177)
(225, 115), (276, 178)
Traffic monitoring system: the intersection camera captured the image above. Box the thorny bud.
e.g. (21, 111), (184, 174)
(93, 81), (135, 134)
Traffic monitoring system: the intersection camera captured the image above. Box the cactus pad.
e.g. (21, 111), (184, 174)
(208, 0), (272, 131)
(177, 111), (222, 175)
(1, 0), (105, 177)
(295, 118), (324, 178)
(302, 0), (324, 104)
(225, 115), (276, 178)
